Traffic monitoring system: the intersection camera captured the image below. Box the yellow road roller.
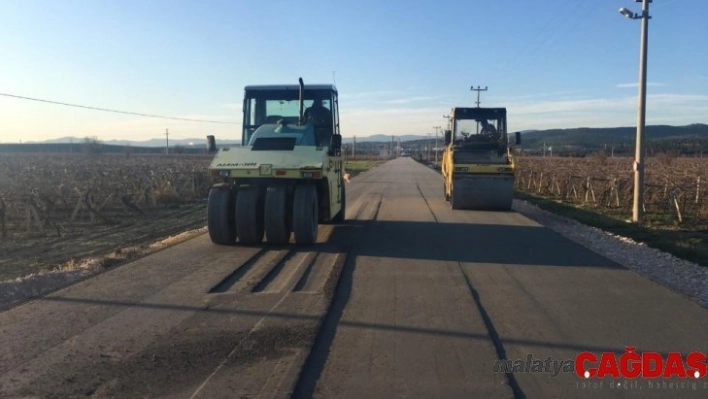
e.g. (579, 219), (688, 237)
(441, 107), (520, 210)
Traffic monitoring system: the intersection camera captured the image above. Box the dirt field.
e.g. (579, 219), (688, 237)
(0, 153), (213, 278)
(1, 201), (206, 279)
(0, 202), (209, 310)
(0, 153), (379, 310)
(0, 152), (213, 309)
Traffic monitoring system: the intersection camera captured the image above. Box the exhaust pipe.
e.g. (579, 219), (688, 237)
(298, 77), (305, 125)
(206, 135), (216, 153)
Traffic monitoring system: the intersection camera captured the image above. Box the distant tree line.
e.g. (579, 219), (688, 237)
(516, 124), (708, 157)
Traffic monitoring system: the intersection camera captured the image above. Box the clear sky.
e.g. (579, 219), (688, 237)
(1, 0), (706, 142)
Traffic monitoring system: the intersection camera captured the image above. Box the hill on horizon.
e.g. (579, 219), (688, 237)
(518, 123), (708, 155)
(4, 123), (707, 156)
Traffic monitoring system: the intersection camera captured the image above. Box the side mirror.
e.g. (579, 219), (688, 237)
(444, 130), (452, 145)
(206, 135), (217, 153)
(329, 134), (342, 156)
(515, 132), (521, 145)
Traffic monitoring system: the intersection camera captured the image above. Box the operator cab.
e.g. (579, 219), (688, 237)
(450, 107), (507, 148)
(242, 84), (340, 152)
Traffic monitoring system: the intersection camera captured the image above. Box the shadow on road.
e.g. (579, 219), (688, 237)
(338, 220), (622, 268)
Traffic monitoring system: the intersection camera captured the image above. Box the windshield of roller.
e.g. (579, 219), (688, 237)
(242, 88), (333, 145)
(455, 118), (503, 140)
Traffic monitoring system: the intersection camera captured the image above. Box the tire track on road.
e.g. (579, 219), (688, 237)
(416, 181), (439, 223)
(189, 232), (356, 397)
(419, 177), (523, 398)
(291, 190), (384, 398)
(458, 261), (526, 399)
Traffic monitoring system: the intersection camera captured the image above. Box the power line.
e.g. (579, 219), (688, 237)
(0, 92), (239, 124)
(490, 0), (588, 84)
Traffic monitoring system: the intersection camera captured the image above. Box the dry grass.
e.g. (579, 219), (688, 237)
(345, 160), (385, 179)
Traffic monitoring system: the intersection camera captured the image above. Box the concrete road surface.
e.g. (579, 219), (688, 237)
(1, 157), (707, 399)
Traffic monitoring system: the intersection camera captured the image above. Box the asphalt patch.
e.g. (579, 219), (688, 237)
(16, 324), (316, 398)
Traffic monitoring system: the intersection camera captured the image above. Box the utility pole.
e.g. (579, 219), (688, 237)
(433, 126), (441, 164)
(619, 0), (652, 222)
(443, 115), (450, 131)
(353, 135), (356, 158)
(165, 128), (169, 155)
(633, 0), (650, 223)
(470, 85), (488, 107)
(391, 135), (395, 159)
(427, 132), (432, 162)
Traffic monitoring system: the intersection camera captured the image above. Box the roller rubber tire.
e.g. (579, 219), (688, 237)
(207, 186), (236, 245)
(235, 187), (265, 245)
(292, 184), (318, 245)
(264, 186), (291, 245)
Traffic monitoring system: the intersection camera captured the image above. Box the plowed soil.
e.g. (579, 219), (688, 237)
(0, 201), (207, 309)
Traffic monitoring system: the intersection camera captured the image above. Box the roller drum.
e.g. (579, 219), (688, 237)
(451, 174), (514, 210)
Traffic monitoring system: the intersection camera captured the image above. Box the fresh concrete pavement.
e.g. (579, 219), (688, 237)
(1, 157), (706, 398)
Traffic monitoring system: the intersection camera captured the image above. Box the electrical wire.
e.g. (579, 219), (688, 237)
(504, 1), (603, 81)
(489, 0), (580, 84)
(653, 0), (680, 11)
(0, 92), (239, 124)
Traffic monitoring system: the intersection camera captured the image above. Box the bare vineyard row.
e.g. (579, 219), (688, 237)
(514, 156), (708, 226)
(0, 152), (384, 239)
(4, 153), (705, 239)
(0, 154), (214, 239)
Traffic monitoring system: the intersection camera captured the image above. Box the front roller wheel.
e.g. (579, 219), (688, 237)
(235, 186), (265, 245)
(207, 186), (236, 245)
(450, 187), (460, 210)
(265, 186), (291, 245)
(292, 184), (318, 245)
